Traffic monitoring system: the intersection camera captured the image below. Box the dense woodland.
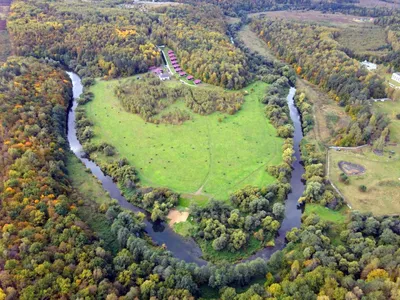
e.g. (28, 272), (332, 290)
(8, 0), (249, 89)
(115, 74), (244, 124)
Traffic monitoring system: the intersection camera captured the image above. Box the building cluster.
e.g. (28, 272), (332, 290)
(149, 66), (171, 80)
(168, 50), (201, 85)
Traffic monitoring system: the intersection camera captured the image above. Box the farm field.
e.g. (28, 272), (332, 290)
(85, 77), (283, 200)
(328, 146), (400, 215)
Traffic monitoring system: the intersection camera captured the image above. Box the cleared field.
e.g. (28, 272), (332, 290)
(296, 79), (349, 144)
(250, 11), (367, 26)
(86, 78), (283, 200)
(329, 146), (400, 215)
(337, 25), (389, 57)
(356, 0), (400, 8)
(238, 25), (278, 62)
(374, 99), (400, 143)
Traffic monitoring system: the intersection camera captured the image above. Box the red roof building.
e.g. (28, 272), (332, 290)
(194, 79), (201, 84)
(187, 75), (194, 80)
(175, 68), (182, 72)
(179, 71), (186, 76)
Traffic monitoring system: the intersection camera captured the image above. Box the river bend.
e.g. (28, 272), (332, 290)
(66, 72), (304, 265)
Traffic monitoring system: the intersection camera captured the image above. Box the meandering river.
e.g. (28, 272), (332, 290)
(66, 72), (304, 265)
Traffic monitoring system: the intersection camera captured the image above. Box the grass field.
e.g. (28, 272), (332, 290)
(304, 203), (347, 224)
(86, 77), (282, 201)
(374, 99), (400, 143)
(329, 146), (400, 215)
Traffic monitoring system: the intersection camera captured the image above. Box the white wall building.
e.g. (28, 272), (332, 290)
(360, 60), (377, 71)
(391, 72), (400, 83)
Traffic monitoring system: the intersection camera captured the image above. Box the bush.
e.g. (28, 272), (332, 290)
(396, 114), (400, 120)
(359, 185), (367, 192)
(339, 173), (350, 185)
(104, 145), (115, 156)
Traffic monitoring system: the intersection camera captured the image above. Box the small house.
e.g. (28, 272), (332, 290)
(187, 75), (194, 80)
(361, 60), (377, 71)
(159, 73), (170, 81)
(175, 68), (182, 72)
(392, 72), (400, 83)
(194, 79), (201, 85)
(179, 71), (186, 76)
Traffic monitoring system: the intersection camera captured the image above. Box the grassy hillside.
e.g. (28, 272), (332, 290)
(85, 77), (283, 200)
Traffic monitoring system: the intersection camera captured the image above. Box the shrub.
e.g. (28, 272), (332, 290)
(359, 185), (367, 192)
(339, 173), (350, 185)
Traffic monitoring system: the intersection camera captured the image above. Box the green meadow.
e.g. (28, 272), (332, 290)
(85, 77), (283, 200)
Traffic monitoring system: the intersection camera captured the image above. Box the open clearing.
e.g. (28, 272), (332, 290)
(374, 100), (400, 143)
(250, 11), (370, 26)
(356, 0), (400, 8)
(86, 78), (282, 200)
(329, 146), (400, 215)
(304, 203), (347, 224)
(238, 25), (278, 62)
(296, 79), (349, 144)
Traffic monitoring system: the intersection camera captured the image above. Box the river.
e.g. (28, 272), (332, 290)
(66, 72), (304, 265)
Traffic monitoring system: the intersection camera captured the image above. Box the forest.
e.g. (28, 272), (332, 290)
(0, 0), (400, 298)
(7, 0), (249, 88)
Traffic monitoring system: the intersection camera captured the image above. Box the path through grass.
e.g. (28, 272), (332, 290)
(86, 78), (282, 200)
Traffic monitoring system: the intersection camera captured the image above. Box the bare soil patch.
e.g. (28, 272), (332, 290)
(167, 209), (189, 226)
(339, 161), (366, 176)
